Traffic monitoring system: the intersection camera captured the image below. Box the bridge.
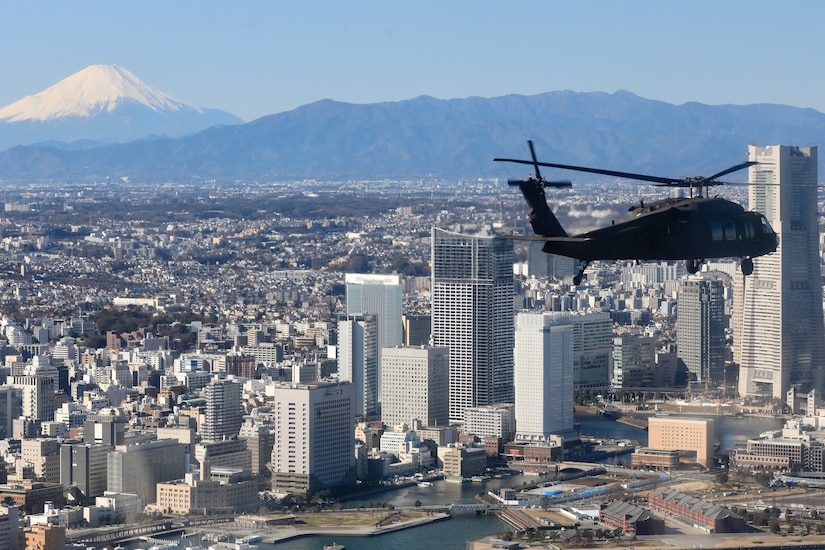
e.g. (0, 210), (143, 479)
(67, 520), (183, 545)
(448, 503), (490, 515)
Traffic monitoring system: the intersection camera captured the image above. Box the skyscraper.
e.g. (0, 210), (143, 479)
(677, 278), (725, 385)
(381, 346), (449, 428)
(270, 381), (356, 495)
(431, 227), (514, 422)
(345, 273), (402, 400)
(736, 145), (825, 399)
(337, 313), (378, 419)
(201, 379), (242, 442)
(514, 312), (575, 444)
(570, 312), (613, 389)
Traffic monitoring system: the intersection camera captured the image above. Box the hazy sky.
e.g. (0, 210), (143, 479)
(2, 1), (824, 122)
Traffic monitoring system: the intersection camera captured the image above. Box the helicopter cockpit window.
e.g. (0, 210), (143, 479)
(724, 221), (736, 240)
(711, 221), (723, 241)
(760, 215), (775, 235)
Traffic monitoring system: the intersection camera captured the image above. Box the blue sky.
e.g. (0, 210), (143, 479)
(2, 1), (824, 122)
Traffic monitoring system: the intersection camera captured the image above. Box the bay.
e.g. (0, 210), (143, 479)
(124, 413), (785, 549)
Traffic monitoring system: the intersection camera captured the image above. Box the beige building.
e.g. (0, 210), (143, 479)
(647, 417), (714, 468)
(20, 439), (60, 483)
(154, 463), (257, 515)
(438, 446), (487, 479)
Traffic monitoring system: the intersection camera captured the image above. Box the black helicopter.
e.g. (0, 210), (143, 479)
(494, 141), (778, 285)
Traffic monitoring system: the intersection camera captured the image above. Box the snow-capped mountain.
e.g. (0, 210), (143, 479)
(0, 64), (243, 150)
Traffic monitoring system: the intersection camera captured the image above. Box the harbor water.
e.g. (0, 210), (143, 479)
(124, 413), (785, 549)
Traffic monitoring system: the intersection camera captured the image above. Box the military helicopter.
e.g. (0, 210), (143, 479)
(494, 141), (778, 285)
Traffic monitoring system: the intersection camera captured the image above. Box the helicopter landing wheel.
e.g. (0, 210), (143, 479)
(685, 259), (701, 274)
(741, 257), (754, 276)
(573, 274), (583, 286)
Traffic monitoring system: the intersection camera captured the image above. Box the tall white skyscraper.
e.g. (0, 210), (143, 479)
(345, 273), (402, 401)
(337, 314), (378, 419)
(514, 312), (575, 444)
(678, 278), (725, 385)
(431, 227), (514, 422)
(270, 381), (356, 495)
(736, 145), (825, 399)
(381, 346), (449, 429)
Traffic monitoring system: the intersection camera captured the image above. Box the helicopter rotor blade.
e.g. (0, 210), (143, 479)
(495, 146), (761, 188)
(704, 161), (758, 183)
(527, 140), (542, 182)
(493, 158), (678, 185)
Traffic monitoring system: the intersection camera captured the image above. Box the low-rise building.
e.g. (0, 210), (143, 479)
(439, 445), (487, 479)
(648, 487), (745, 533)
(154, 463), (258, 515)
(598, 500), (664, 535)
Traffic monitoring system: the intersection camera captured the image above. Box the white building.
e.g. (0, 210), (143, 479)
(270, 382), (356, 495)
(381, 346), (449, 429)
(464, 403), (516, 442)
(345, 273), (402, 401)
(736, 145), (825, 399)
(514, 312), (575, 444)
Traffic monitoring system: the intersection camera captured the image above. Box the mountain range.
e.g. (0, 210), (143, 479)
(0, 65), (242, 151)
(1, 65), (825, 183)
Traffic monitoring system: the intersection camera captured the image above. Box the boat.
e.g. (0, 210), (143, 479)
(236, 535), (262, 544)
(207, 542), (257, 550)
(470, 475), (491, 482)
(417, 481), (433, 487)
(445, 476), (468, 483)
(324, 544), (346, 550)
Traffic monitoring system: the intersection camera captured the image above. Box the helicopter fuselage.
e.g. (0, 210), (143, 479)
(542, 196), (778, 262)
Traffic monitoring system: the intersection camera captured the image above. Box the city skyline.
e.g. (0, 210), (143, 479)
(2, 2), (825, 121)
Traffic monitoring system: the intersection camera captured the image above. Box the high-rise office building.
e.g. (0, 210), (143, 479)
(200, 379), (242, 442)
(270, 382), (356, 495)
(107, 439), (187, 506)
(59, 442), (111, 499)
(527, 241), (576, 279)
(612, 335), (656, 389)
(514, 312), (575, 444)
(337, 314), (378, 419)
(677, 278), (725, 385)
(381, 346), (449, 428)
(345, 273), (402, 400)
(12, 374), (54, 422)
(736, 145), (825, 399)
(570, 313), (613, 389)
(432, 227), (514, 422)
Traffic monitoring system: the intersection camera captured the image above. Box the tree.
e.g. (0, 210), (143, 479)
(414, 500), (422, 508)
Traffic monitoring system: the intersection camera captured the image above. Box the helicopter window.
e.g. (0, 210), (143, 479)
(743, 220), (754, 240)
(761, 216), (775, 235)
(724, 221), (736, 240)
(711, 221), (723, 241)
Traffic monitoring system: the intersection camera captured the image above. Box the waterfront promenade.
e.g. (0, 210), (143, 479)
(198, 511), (451, 545)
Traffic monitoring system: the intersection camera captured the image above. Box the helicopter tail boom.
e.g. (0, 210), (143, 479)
(508, 178), (568, 238)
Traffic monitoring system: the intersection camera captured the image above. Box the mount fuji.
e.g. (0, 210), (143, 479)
(0, 65), (243, 151)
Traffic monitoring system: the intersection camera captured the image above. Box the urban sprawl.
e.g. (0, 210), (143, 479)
(5, 145), (825, 549)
